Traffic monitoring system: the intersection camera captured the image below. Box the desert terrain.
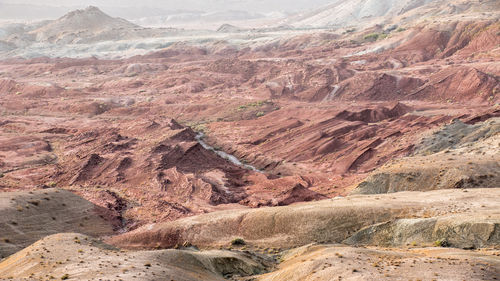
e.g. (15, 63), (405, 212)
(0, 0), (499, 280)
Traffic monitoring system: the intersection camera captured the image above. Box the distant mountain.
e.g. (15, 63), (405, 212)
(0, 3), (196, 22)
(0, 6), (185, 57)
(216, 23), (243, 33)
(0, 6), (163, 46)
(285, 0), (499, 28)
(29, 6), (139, 43)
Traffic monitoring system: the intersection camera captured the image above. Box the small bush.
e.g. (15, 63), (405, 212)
(231, 238), (246, 246)
(46, 182), (57, 188)
(60, 274), (69, 280)
(364, 33), (380, 42)
(434, 238), (449, 247)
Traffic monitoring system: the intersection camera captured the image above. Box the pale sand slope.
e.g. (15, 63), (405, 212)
(109, 188), (500, 250)
(1, 233), (498, 280)
(0, 189), (115, 259)
(0, 233), (271, 281)
(258, 244), (500, 281)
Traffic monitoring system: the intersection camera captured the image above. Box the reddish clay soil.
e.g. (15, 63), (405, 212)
(0, 19), (498, 229)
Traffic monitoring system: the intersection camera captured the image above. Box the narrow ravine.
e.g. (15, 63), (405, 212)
(195, 132), (260, 172)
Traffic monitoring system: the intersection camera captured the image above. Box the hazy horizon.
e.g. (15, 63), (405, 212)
(0, 0), (335, 20)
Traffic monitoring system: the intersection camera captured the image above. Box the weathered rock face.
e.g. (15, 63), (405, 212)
(353, 118), (500, 194)
(48, 118), (255, 226)
(109, 188), (500, 250)
(0, 114), (331, 226)
(239, 176), (327, 207)
(206, 102), (457, 177)
(0, 189), (115, 258)
(415, 118), (500, 155)
(345, 214), (500, 249)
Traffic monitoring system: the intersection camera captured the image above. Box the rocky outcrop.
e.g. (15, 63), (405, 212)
(345, 214), (500, 249)
(50, 119), (253, 224)
(239, 176), (327, 207)
(207, 102), (456, 179)
(216, 24), (243, 33)
(353, 118), (500, 194)
(415, 118), (500, 155)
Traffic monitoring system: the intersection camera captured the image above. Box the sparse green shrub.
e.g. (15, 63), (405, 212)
(238, 100), (271, 111)
(46, 181), (57, 188)
(434, 238), (449, 247)
(378, 33), (388, 40)
(364, 33), (380, 41)
(231, 238), (246, 246)
(189, 122), (208, 134)
(256, 111), (265, 117)
(60, 274), (69, 280)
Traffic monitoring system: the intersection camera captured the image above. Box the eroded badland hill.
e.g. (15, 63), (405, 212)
(0, 1), (499, 280)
